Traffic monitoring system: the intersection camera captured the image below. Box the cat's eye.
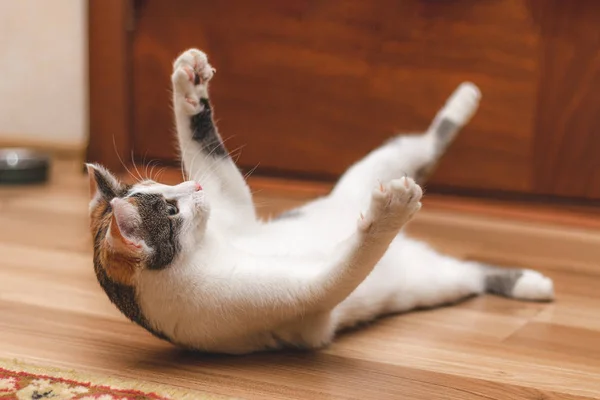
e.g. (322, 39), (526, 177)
(166, 202), (179, 216)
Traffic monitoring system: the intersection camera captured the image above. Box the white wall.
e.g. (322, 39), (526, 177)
(0, 0), (87, 147)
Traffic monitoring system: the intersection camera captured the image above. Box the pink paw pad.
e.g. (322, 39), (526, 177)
(185, 97), (198, 107)
(182, 66), (195, 82)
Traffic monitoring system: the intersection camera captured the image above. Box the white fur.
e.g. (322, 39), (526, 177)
(511, 270), (555, 300)
(129, 50), (554, 354)
(432, 81), (481, 127)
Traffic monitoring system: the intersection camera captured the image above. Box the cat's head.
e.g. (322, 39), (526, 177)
(86, 163), (208, 286)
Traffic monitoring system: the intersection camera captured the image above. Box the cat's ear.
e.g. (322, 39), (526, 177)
(86, 163), (124, 204)
(107, 197), (145, 253)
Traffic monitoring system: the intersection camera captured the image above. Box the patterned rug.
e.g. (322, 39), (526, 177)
(0, 359), (231, 400)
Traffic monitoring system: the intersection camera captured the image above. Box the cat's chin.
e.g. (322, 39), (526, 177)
(187, 194), (210, 233)
(181, 190), (209, 217)
(192, 192), (209, 215)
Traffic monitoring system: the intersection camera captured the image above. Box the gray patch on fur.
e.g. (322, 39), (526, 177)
(273, 209), (303, 220)
(484, 267), (524, 297)
(413, 118), (461, 184)
(131, 193), (183, 270)
(190, 98), (227, 157)
(435, 118), (459, 142)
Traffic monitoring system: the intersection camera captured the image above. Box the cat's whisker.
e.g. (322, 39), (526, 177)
(185, 137), (245, 186)
(131, 150), (144, 182)
(139, 151), (148, 181)
(194, 144), (242, 184)
(188, 147), (205, 181)
(112, 134), (139, 184)
(179, 150), (187, 182)
(190, 136), (237, 181)
(143, 158), (152, 180)
(208, 134), (237, 158)
(189, 137), (237, 182)
(147, 160), (156, 181)
(155, 166), (168, 182)
(141, 152), (156, 181)
(243, 163), (260, 180)
(147, 160), (161, 181)
(229, 144), (247, 165)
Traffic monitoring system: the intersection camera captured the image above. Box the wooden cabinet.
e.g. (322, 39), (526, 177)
(88, 0), (600, 201)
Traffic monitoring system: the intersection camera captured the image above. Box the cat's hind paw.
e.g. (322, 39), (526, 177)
(511, 270), (555, 301)
(358, 177), (422, 233)
(442, 82), (481, 128)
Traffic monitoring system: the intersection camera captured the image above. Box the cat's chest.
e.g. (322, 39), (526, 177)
(234, 216), (356, 256)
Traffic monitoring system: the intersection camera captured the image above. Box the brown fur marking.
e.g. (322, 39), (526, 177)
(86, 166), (171, 342)
(90, 199), (141, 286)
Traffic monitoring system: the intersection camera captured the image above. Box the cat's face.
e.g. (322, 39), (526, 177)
(86, 163), (208, 285)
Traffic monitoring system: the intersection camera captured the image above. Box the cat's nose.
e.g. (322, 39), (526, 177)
(195, 182), (202, 191)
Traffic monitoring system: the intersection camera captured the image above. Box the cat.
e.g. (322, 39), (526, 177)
(86, 48), (554, 354)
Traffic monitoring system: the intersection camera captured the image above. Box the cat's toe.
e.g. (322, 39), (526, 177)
(361, 177), (422, 234)
(171, 65), (193, 88)
(388, 177), (422, 207)
(370, 181), (388, 203)
(173, 49), (214, 83)
(173, 48), (207, 68)
(182, 66), (195, 82)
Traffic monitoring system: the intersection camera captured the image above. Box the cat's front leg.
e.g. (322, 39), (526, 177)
(171, 50), (219, 154)
(171, 49), (256, 225)
(313, 176), (423, 310)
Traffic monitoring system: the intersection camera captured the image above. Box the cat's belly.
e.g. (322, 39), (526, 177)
(136, 255), (344, 354)
(137, 285), (336, 353)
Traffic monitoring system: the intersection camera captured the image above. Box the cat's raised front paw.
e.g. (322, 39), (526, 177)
(173, 49), (215, 83)
(171, 49), (216, 115)
(358, 177), (422, 234)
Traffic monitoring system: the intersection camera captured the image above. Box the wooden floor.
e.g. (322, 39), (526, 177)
(1, 160), (600, 399)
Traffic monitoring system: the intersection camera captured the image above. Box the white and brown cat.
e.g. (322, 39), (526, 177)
(86, 49), (554, 354)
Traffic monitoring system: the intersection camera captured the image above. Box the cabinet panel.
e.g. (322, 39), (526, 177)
(533, 1), (600, 199)
(132, 0), (539, 193)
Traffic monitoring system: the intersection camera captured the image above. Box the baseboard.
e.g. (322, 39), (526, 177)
(0, 135), (86, 161)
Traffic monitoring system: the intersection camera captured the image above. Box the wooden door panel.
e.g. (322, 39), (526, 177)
(532, 1), (600, 199)
(132, 0), (538, 192)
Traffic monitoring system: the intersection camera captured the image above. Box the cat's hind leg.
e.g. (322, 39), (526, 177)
(333, 237), (554, 331)
(267, 177), (423, 349)
(329, 82), (480, 210)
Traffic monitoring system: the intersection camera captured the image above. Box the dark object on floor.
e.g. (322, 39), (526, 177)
(0, 148), (50, 185)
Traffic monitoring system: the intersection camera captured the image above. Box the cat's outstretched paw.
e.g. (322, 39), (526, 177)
(441, 82), (481, 131)
(358, 177), (422, 234)
(171, 49), (216, 115)
(511, 270), (555, 301)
